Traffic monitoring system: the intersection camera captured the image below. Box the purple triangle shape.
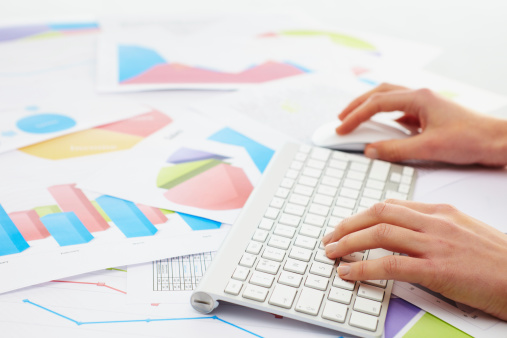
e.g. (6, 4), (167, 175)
(167, 147), (228, 164)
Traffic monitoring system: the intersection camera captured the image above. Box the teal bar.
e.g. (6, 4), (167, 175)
(41, 212), (94, 246)
(0, 204), (30, 256)
(178, 213), (221, 231)
(96, 196), (158, 238)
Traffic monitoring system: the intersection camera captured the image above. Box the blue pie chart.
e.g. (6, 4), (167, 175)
(16, 114), (76, 134)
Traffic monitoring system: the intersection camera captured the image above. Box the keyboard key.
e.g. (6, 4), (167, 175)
(295, 287), (324, 316)
(358, 283), (385, 302)
(367, 248), (393, 260)
(294, 184), (314, 196)
(313, 194), (333, 206)
(258, 218), (274, 231)
(278, 271), (303, 287)
(328, 287), (353, 304)
(269, 284), (298, 309)
(250, 271), (275, 288)
(294, 152), (308, 162)
(305, 274), (329, 291)
(303, 167), (322, 178)
(353, 297), (382, 316)
(321, 176), (341, 188)
(232, 267), (250, 281)
(333, 275), (355, 291)
(285, 169), (299, 179)
(252, 229), (269, 242)
(340, 187), (359, 199)
(270, 197), (285, 209)
(322, 301), (348, 323)
(307, 159), (326, 170)
(273, 224), (296, 238)
(342, 252), (364, 262)
(350, 162), (368, 173)
(308, 204), (329, 217)
(289, 194), (310, 206)
(399, 183), (410, 194)
(403, 166), (415, 176)
(349, 311), (378, 331)
(290, 160), (304, 171)
(369, 160), (390, 182)
(314, 250), (336, 265)
(366, 179), (385, 190)
(284, 203), (305, 216)
(279, 213), (301, 227)
(242, 284), (269, 302)
(336, 196), (356, 209)
(256, 258), (280, 275)
(332, 206), (353, 218)
(360, 197), (378, 208)
(317, 185), (337, 196)
(299, 145), (311, 153)
(299, 224), (321, 238)
(385, 190), (408, 200)
(328, 159), (347, 170)
(347, 171), (366, 182)
(363, 188), (382, 199)
(390, 172), (402, 183)
(289, 247), (313, 262)
(280, 178), (295, 189)
(305, 214), (326, 227)
(343, 178), (362, 190)
(262, 246), (285, 262)
(284, 258), (307, 274)
(364, 279), (388, 288)
(268, 235), (291, 250)
(294, 235), (317, 250)
(275, 187), (290, 199)
(325, 168), (344, 178)
(310, 148), (331, 161)
(310, 262), (333, 277)
(239, 253), (256, 268)
(298, 176), (318, 187)
(264, 207), (279, 219)
(246, 241), (262, 255)
(224, 279), (243, 295)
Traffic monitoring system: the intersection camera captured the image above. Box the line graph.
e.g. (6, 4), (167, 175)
(50, 280), (127, 294)
(22, 299), (263, 337)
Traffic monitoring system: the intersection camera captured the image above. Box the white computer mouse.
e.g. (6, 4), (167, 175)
(311, 119), (412, 151)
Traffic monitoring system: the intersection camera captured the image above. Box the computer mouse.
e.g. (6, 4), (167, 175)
(311, 119), (412, 152)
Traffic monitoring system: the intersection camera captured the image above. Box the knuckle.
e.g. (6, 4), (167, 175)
(415, 88), (434, 100)
(373, 223), (392, 244)
(357, 262), (367, 279)
(383, 256), (400, 276)
(378, 82), (393, 90)
(435, 203), (458, 214)
(370, 202), (388, 219)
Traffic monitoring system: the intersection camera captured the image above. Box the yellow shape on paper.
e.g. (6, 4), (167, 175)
(20, 128), (143, 160)
(281, 100), (300, 113)
(404, 312), (471, 338)
(27, 31), (65, 40)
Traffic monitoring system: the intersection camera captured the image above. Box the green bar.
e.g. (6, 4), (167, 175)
(405, 312), (471, 338)
(34, 205), (62, 218)
(156, 159), (222, 190)
(159, 208), (174, 215)
(91, 201), (111, 222)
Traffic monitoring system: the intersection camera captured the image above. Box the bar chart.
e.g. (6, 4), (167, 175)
(0, 183), (221, 257)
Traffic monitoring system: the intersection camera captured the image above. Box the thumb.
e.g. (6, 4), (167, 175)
(364, 135), (428, 162)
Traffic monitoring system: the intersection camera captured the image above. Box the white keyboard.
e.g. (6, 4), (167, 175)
(191, 143), (416, 337)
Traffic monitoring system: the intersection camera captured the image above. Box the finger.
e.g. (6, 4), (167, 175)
(336, 90), (421, 135)
(325, 223), (429, 259)
(337, 256), (432, 285)
(339, 83), (408, 120)
(364, 134), (433, 162)
(322, 202), (429, 245)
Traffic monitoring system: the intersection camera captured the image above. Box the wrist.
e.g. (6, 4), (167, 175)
(479, 117), (507, 166)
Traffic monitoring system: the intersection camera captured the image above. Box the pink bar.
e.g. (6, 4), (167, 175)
(48, 184), (110, 232)
(97, 110), (172, 138)
(136, 204), (167, 225)
(9, 210), (50, 241)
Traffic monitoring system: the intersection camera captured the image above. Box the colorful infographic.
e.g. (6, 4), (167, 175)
(20, 109), (172, 159)
(0, 22), (99, 43)
(118, 45), (308, 85)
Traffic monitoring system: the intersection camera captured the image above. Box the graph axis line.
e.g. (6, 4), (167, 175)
(23, 299), (264, 337)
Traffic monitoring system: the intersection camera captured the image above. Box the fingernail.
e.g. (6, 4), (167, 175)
(338, 264), (351, 276)
(325, 242), (338, 256)
(365, 147), (378, 159)
(322, 233), (332, 245)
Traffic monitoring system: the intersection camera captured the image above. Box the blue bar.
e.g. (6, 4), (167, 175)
(208, 128), (274, 173)
(96, 196), (158, 238)
(178, 213), (221, 231)
(40, 212), (94, 246)
(0, 205), (30, 256)
(48, 22), (99, 30)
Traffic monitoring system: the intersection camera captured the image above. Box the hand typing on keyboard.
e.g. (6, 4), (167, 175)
(323, 83), (507, 321)
(322, 199), (507, 321)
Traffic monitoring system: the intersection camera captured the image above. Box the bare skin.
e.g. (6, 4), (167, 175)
(336, 83), (507, 166)
(322, 84), (507, 321)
